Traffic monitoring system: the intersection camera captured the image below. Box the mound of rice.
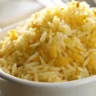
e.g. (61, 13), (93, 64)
(0, 1), (96, 82)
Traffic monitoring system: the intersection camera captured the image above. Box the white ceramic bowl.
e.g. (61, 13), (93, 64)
(0, 23), (96, 96)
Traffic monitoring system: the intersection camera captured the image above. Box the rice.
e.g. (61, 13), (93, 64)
(0, 1), (96, 82)
(29, 42), (40, 48)
(27, 52), (39, 62)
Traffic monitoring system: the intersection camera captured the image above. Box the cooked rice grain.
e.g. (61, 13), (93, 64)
(0, 1), (96, 82)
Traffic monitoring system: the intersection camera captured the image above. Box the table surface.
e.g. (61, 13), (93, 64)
(0, 0), (43, 28)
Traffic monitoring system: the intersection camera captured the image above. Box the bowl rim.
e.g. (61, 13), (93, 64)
(1, 69), (96, 88)
(0, 22), (96, 88)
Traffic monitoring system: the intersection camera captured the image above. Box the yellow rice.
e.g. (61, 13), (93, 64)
(0, 1), (96, 82)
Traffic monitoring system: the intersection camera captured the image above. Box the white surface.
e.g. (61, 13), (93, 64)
(37, 0), (66, 7)
(0, 0), (43, 28)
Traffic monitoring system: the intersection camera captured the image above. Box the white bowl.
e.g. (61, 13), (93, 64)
(0, 23), (96, 96)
